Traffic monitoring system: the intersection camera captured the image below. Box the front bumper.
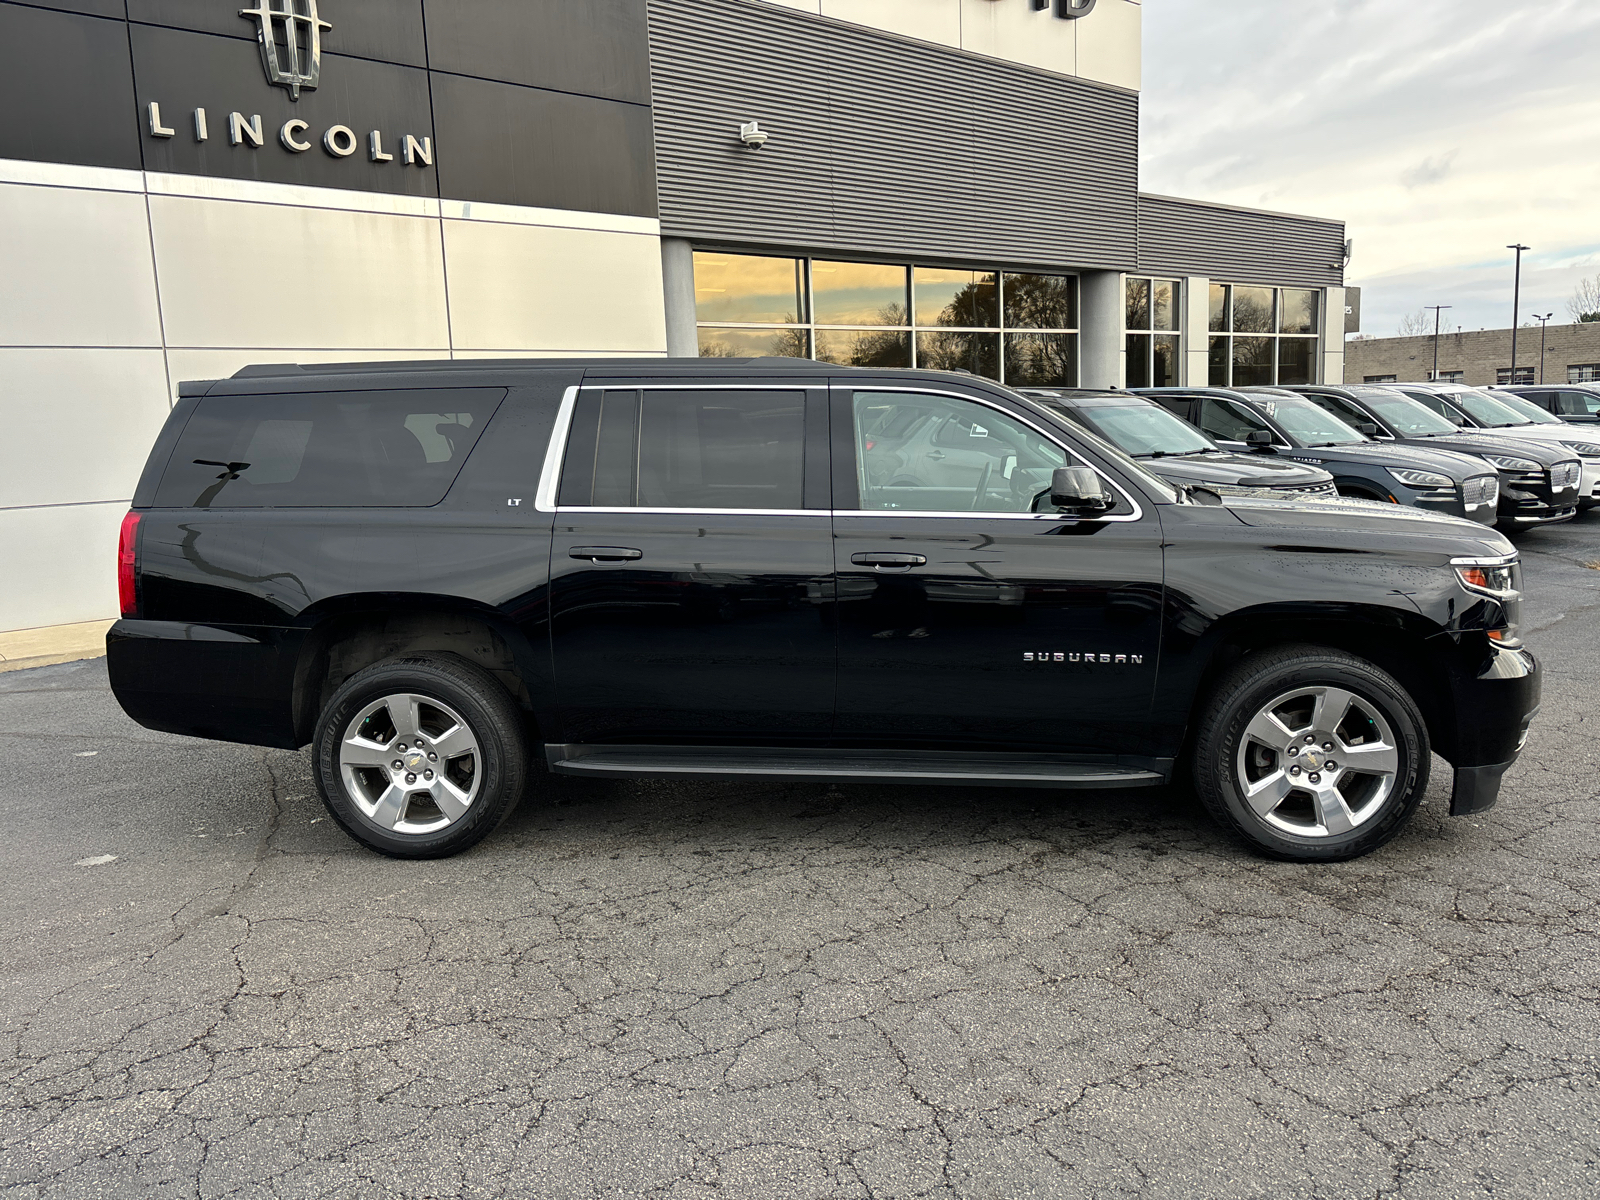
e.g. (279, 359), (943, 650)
(1436, 640), (1540, 816)
(1409, 488), (1497, 526)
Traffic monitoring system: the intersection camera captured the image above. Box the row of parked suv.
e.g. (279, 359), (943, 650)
(110, 359), (1545, 865)
(1025, 382), (1594, 532)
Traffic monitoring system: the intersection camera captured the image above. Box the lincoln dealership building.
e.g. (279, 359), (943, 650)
(0, 0), (1347, 638)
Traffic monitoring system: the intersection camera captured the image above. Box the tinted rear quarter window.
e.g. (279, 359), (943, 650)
(155, 389), (506, 508)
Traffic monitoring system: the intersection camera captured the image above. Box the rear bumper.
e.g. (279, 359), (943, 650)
(107, 619), (301, 749)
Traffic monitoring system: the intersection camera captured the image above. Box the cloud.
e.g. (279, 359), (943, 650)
(1140, 0), (1600, 331)
(1400, 151), (1458, 189)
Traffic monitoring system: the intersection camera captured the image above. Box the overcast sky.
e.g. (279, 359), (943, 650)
(1140, 0), (1600, 339)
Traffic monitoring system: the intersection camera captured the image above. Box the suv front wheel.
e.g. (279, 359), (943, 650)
(1192, 645), (1430, 861)
(312, 654), (528, 858)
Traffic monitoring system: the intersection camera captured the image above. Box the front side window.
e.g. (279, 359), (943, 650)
(851, 392), (1066, 513)
(1453, 389), (1533, 428)
(560, 390), (806, 510)
(1197, 398), (1272, 443)
(1560, 390), (1600, 415)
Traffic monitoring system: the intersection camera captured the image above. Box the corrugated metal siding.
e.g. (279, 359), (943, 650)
(1137, 193), (1346, 288)
(648, 0), (1139, 269)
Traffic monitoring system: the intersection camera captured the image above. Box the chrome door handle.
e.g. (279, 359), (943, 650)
(926, 451), (946, 460)
(570, 546), (643, 562)
(851, 553), (927, 570)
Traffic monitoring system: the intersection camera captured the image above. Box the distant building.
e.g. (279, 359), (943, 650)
(1345, 323), (1600, 386)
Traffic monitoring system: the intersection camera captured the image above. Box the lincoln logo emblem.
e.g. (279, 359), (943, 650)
(240, 0), (332, 100)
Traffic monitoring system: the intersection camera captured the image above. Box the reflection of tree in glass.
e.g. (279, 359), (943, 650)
(933, 277), (1000, 328)
(1125, 279), (1150, 331)
(844, 304), (910, 366)
(698, 315), (808, 359)
(1005, 334), (1075, 386)
(1003, 275), (1076, 330)
(922, 329), (1000, 379)
(1232, 296), (1273, 334)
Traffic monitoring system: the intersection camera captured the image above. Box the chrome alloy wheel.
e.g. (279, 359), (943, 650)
(337, 693), (481, 834)
(1234, 686), (1400, 838)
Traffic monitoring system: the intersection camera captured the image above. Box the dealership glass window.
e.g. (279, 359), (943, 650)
(1126, 277), (1181, 388)
(1364, 374), (1398, 384)
(1207, 283), (1323, 386)
(1437, 370), (1464, 384)
(1496, 366), (1535, 385)
(915, 268), (999, 327)
(693, 253), (806, 324)
(1569, 364), (1600, 383)
(816, 328), (911, 368)
(693, 253), (1077, 385)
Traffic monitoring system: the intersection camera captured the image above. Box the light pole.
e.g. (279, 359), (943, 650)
(1535, 312), (1554, 384)
(1425, 305), (1452, 380)
(1508, 243), (1530, 384)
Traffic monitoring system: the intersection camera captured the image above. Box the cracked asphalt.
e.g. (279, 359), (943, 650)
(3, 515), (1599, 1199)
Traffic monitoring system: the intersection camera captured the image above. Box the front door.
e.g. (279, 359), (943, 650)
(830, 387), (1165, 758)
(548, 383), (835, 746)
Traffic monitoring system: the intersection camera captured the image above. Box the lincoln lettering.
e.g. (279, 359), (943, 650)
(145, 101), (432, 167)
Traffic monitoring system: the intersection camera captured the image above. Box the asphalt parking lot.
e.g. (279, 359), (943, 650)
(3, 517), (1599, 1200)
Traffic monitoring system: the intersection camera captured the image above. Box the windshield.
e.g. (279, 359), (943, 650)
(1492, 391), (1564, 424)
(1065, 402), (1216, 457)
(1250, 395), (1368, 446)
(1352, 389), (1459, 436)
(1020, 395), (1181, 503)
(1451, 389), (1534, 428)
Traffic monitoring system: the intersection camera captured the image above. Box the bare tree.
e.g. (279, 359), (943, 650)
(1398, 308), (1432, 336)
(1568, 275), (1600, 323)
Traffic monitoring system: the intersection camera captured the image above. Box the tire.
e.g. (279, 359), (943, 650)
(1191, 644), (1429, 862)
(312, 654), (529, 859)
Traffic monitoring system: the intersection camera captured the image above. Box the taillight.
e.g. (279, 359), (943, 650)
(118, 511), (141, 618)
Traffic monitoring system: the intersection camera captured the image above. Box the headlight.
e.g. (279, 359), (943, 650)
(1452, 556), (1518, 598)
(1483, 454), (1540, 473)
(1390, 467), (1453, 489)
(1559, 440), (1600, 458)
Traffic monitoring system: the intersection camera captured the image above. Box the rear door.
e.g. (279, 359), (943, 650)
(546, 380), (836, 746)
(829, 384), (1165, 757)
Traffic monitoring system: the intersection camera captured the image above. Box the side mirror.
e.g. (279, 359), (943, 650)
(1245, 429), (1274, 447)
(1049, 466), (1112, 514)
(1358, 422), (1380, 436)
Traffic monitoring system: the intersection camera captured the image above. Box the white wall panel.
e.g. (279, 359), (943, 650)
(1075, 0), (1141, 91)
(443, 221), (668, 354)
(148, 196), (452, 351)
(820, 0), (960, 46)
(0, 182), (163, 348)
(959, 0), (1076, 76)
(0, 349), (171, 509)
(0, 503), (126, 631)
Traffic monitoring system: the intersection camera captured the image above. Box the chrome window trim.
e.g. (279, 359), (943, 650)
(537, 381), (1147, 523)
(555, 507), (819, 517)
(535, 385), (581, 513)
(837, 384), (1146, 523)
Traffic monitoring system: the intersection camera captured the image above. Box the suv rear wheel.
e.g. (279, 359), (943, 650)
(312, 654), (528, 858)
(1192, 645), (1429, 861)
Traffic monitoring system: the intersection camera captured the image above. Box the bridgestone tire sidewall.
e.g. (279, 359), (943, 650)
(1194, 649), (1429, 862)
(312, 655), (527, 859)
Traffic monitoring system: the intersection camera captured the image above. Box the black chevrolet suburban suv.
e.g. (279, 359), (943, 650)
(109, 360), (1540, 863)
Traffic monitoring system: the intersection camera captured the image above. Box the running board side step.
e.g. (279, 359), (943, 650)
(545, 745), (1167, 790)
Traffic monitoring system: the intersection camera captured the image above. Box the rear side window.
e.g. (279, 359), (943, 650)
(559, 389), (806, 510)
(154, 389), (506, 508)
